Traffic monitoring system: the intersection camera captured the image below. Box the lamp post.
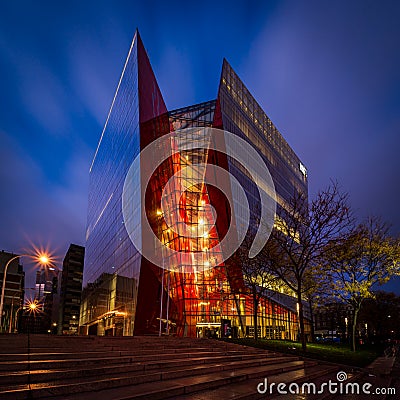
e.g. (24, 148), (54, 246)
(11, 306), (23, 333)
(0, 253), (50, 332)
(26, 300), (39, 399)
(8, 292), (22, 333)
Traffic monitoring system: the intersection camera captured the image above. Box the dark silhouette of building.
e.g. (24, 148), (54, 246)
(58, 244), (84, 334)
(314, 302), (353, 341)
(0, 251), (25, 333)
(30, 266), (59, 333)
(81, 30), (308, 338)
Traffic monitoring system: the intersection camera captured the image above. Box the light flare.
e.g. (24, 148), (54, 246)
(28, 243), (58, 271)
(25, 299), (42, 316)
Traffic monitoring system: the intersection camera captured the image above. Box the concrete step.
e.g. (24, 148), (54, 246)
(0, 355), (297, 385)
(0, 343), (245, 355)
(0, 335), (316, 399)
(0, 349), (264, 372)
(271, 370), (363, 400)
(1, 360), (307, 399)
(0, 346), (236, 361)
(172, 364), (339, 400)
(0, 336), (260, 353)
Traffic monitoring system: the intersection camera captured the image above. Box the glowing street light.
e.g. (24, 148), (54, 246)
(0, 251), (51, 332)
(25, 298), (42, 317)
(38, 255), (49, 264)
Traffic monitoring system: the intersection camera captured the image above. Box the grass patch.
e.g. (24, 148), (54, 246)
(222, 338), (385, 367)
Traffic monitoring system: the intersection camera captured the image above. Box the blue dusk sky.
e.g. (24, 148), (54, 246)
(0, 1), (399, 292)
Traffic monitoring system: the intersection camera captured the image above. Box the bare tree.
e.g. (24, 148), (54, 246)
(326, 217), (400, 351)
(265, 182), (353, 350)
(231, 235), (278, 341)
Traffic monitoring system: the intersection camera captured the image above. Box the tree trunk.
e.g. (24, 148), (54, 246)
(308, 297), (315, 342)
(297, 292), (307, 351)
(225, 265), (245, 337)
(232, 291), (245, 337)
(253, 291), (259, 341)
(352, 307), (360, 352)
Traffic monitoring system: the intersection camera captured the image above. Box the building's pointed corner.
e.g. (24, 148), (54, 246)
(135, 29), (168, 133)
(217, 58), (234, 97)
(222, 57), (234, 71)
(134, 28), (142, 43)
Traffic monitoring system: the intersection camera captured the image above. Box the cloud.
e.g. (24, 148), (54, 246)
(240, 1), (400, 237)
(19, 61), (71, 136)
(0, 130), (87, 268)
(0, 36), (70, 137)
(66, 30), (129, 128)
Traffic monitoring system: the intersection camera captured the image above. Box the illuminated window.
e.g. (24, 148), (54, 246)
(299, 162), (307, 178)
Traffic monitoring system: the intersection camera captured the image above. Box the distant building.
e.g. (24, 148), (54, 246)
(0, 250), (25, 333)
(314, 302), (353, 339)
(33, 266), (59, 333)
(59, 244), (85, 335)
(35, 269), (57, 301)
(80, 272), (137, 336)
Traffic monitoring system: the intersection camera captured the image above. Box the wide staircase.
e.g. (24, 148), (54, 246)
(0, 334), (342, 399)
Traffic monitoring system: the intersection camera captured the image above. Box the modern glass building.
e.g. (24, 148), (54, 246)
(80, 30), (310, 339)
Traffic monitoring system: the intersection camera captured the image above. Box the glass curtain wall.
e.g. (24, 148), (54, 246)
(81, 33), (143, 336)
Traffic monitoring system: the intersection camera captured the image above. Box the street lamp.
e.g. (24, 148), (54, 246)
(8, 292), (22, 333)
(25, 298), (41, 398)
(10, 305), (23, 333)
(38, 255), (49, 264)
(0, 252), (50, 332)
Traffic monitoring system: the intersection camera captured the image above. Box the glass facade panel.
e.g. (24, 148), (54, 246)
(81, 34), (141, 336)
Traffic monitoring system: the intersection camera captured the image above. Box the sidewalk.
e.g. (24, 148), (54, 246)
(367, 356), (396, 376)
(366, 345), (398, 376)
